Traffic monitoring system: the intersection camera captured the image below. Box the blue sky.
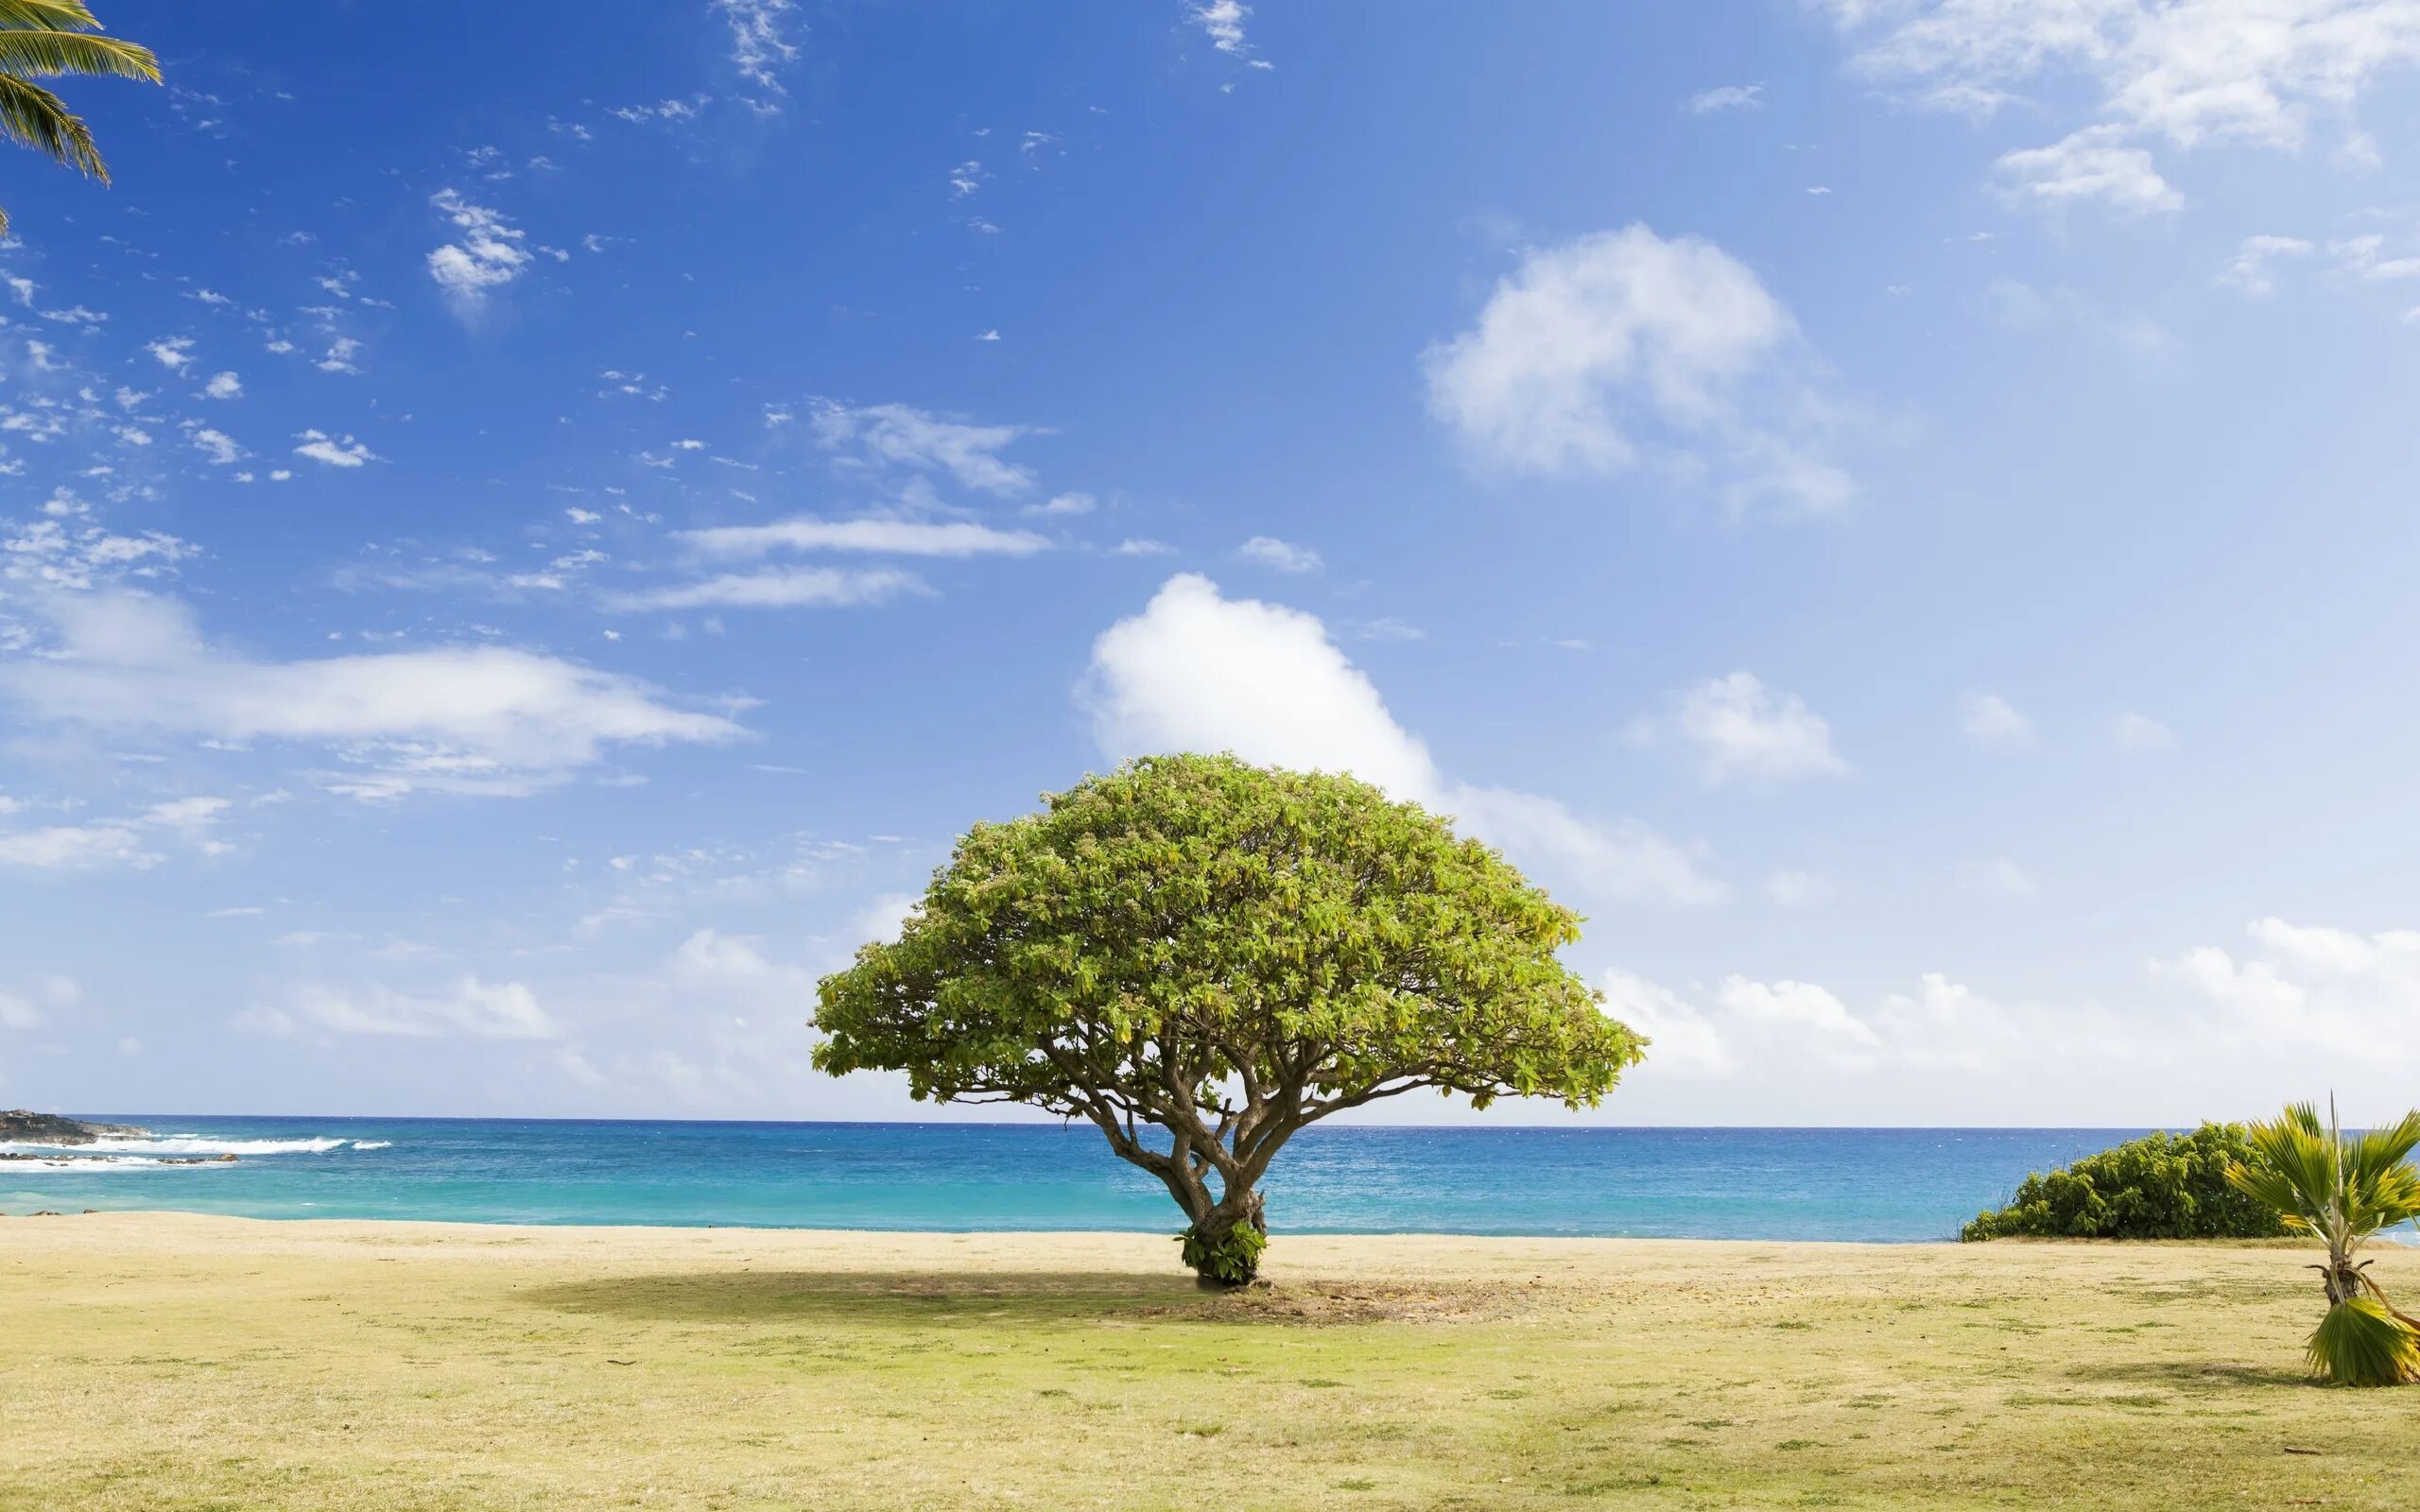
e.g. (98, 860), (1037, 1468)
(5, 0), (2420, 1125)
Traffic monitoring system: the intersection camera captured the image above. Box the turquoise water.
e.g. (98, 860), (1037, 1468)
(0, 1118), (2156, 1242)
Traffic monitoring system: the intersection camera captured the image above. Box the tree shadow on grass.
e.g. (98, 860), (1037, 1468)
(523, 1270), (1207, 1328)
(522, 1270), (1510, 1329)
(2067, 1359), (2312, 1390)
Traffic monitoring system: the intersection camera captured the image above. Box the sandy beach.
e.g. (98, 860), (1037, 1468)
(5, 1212), (2416, 1509)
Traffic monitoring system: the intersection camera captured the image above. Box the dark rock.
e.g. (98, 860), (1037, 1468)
(0, 1109), (147, 1146)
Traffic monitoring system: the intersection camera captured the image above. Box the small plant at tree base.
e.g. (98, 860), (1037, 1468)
(1962, 1125), (2288, 1241)
(2227, 1099), (2420, 1387)
(813, 754), (1644, 1287)
(1178, 1220), (1267, 1287)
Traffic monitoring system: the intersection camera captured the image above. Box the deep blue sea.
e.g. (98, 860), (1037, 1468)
(0, 1118), (2160, 1242)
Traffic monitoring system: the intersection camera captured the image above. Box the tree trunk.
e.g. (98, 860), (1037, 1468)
(1185, 1187), (1269, 1289)
(2324, 1259), (2362, 1307)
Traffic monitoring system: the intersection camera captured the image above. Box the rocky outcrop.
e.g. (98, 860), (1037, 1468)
(0, 1110), (147, 1145)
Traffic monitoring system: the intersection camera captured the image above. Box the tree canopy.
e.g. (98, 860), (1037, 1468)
(813, 753), (1643, 1281)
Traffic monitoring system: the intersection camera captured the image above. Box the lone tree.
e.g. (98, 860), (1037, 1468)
(813, 753), (1644, 1286)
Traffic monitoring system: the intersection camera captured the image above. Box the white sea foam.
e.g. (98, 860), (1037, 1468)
(0, 1134), (354, 1157)
(350, 1140), (392, 1150)
(1, 1155), (234, 1172)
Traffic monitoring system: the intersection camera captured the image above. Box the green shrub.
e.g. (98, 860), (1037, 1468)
(1962, 1124), (2290, 1241)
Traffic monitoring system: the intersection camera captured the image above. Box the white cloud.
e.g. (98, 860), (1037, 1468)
(1236, 535), (1322, 574)
(146, 336), (196, 372)
(1960, 692), (2031, 745)
(1824, 0), (2420, 214)
(715, 0), (801, 95)
(0, 590), (744, 799)
(1024, 491), (1095, 517)
(2218, 234), (2316, 294)
(0, 821), (155, 870)
(247, 977), (560, 1040)
(807, 401), (1035, 494)
(190, 427), (244, 466)
(1114, 539), (1176, 557)
(1686, 82), (1765, 112)
(203, 370), (242, 400)
(2113, 711), (2174, 753)
(426, 189), (531, 313)
(1082, 574), (1721, 905)
(676, 517), (1049, 558)
(2331, 232), (2420, 281)
(293, 430), (375, 468)
(608, 566), (921, 611)
(1191, 0), (1265, 62)
(1996, 125), (2181, 214)
(1658, 671), (1847, 784)
(1422, 225), (1853, 515)
(2154, 918), (2420, 1084)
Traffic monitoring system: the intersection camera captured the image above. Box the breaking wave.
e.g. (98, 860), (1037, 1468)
(0, 1134), (365, 1157)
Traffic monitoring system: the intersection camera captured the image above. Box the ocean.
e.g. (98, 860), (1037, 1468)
(0, 1118), (2157, 1242)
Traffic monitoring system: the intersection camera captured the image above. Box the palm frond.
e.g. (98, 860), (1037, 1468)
(0, 69), (101, 179)
(0, 26), (157, 82)
(0, 1), (102, 32)
(2308, 1297), (2420, 1386)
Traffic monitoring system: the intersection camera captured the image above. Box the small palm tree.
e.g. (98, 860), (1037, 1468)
(2228, 1099), (2420, 1386)
(0, 1), (159, 237)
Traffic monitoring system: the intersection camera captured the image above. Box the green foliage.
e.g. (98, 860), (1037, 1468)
(1961, 1125), (2289, 1242)
(814, 754), (1644, 1275)
(2306, 1297), (2420, 1388)
(2227, 1102), (2420, 1251)
(1176, 1221), (1267, 1287)
(0, 2), (159, 236)
(2228, 1100), (2420, 1385)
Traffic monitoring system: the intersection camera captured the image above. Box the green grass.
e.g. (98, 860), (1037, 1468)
(3, 1214), (2417, 1509)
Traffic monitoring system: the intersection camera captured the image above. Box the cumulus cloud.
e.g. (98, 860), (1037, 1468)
(146, 336), (195, 372)
(426, 189), (531, 313)
(203, 371), (242, 400)
(1081, 574), (1721, 905)
(1422, 225), (1854, 516)
(190, 427), (244, 466)
(1646, 671), (1847, 784)
(0, 590), (744, 799)
(1960, 692), (2031, 745)
(807, 402), (1036, 494)
(1236, 535), (1322, 574)
(676, 516), (1049, 558)
(1996, 126), (2181, 214)
(293, 430), (375, 468)
(1686, 82), (1765, 112)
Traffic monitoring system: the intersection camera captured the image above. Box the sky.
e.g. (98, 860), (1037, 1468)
(4, 1), (2420, 1126)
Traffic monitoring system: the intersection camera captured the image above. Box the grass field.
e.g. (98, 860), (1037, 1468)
(4, 1213), (2417, 1510)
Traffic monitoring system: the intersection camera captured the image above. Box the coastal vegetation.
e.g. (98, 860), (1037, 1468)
(2228, 1101), (2420, 1387)
(1961, 1124), (2287, 1241)
(814, 754), (1643, 1285)
(7, 1213), (2419, 1511)
(0, 0), (158, 235)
